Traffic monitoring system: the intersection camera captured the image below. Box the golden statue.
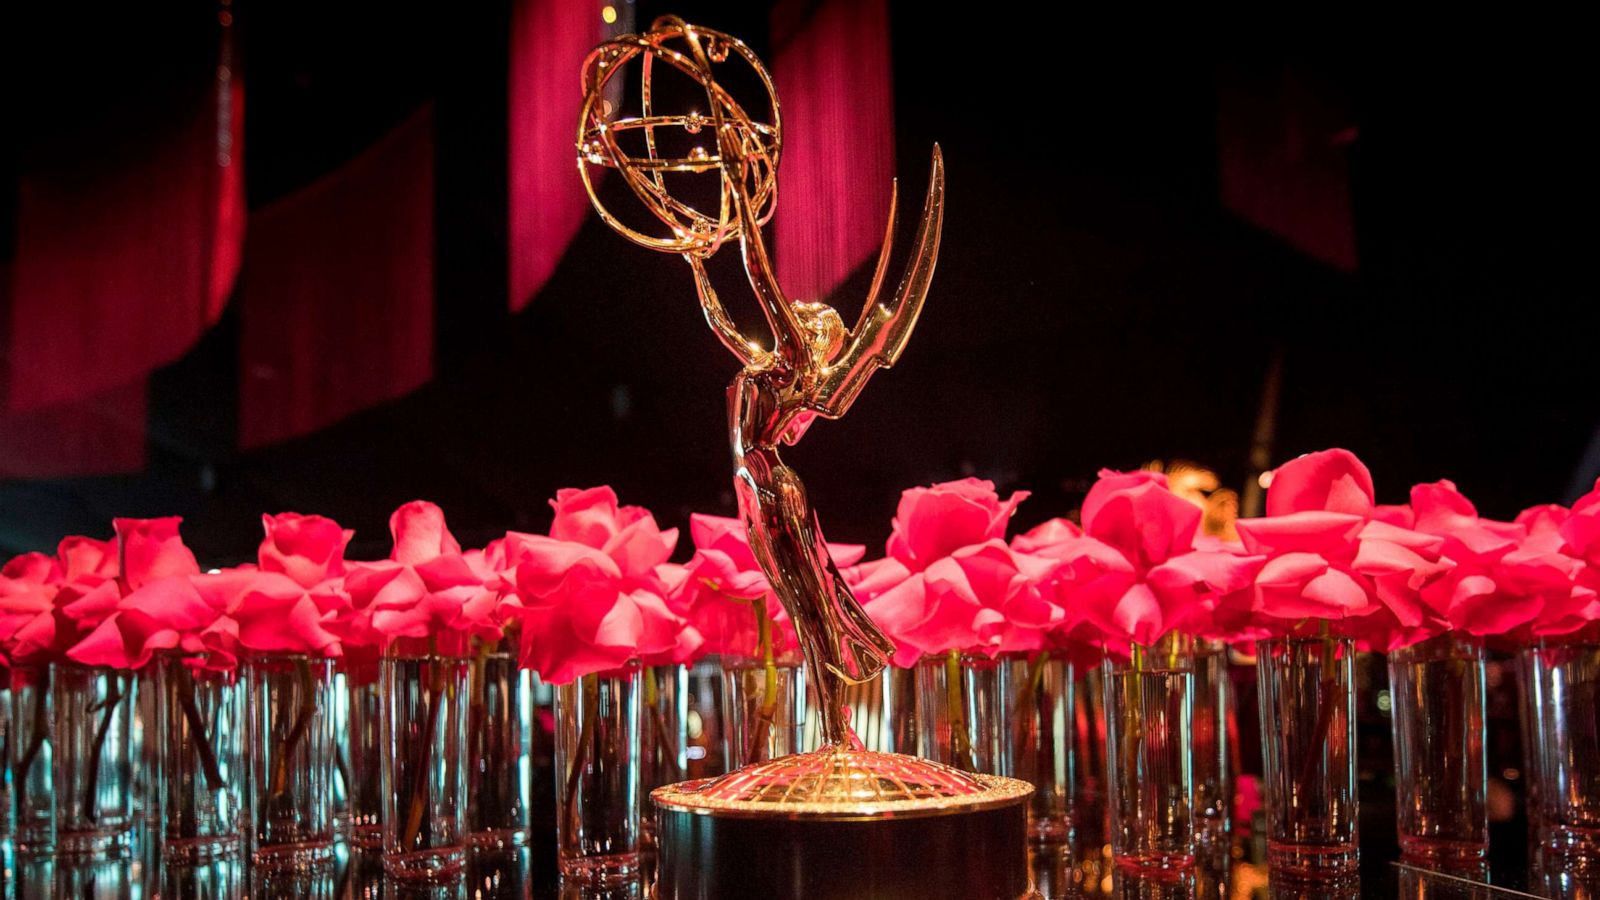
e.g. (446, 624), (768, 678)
(576, 18), (1033, 899)
(578, 15), (941, 748)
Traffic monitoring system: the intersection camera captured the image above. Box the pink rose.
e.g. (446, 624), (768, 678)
(1264, 449), (1375, 518)
(1010, 518), (1082, 555)
(549, 487), (679, 584)
(887, 478), (1029, 572)
(505, 533), (702, 682)
(114, 517), (200, 592)
(1082, 470), (1202, 570)
(864, 540), (1063, 665)
(259, 513), (353, 588)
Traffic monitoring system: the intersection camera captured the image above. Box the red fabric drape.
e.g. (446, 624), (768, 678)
(1218, 66), (1358, 272)
(770, 0), (896, 303)
(0, 381), (146, 479)
(508, 0), (609, 313)
(238, 107), (436, 450)
(3, 45), (244, 413)
(1, 12), (241, 479)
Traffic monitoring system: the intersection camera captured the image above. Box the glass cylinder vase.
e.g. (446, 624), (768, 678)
(1, 681), (13, 843)
(1388, 632), (1488, 863)
(639, 663), (687, 855)
(467, 636), (534, 849)
(719, 652), (806, 767)
(158, 655), (244, 863)
(8, 663), (55, 853)
(344, 657), (383, 849)
(1103, 633), (1195, 872)
(1003, 652), (1075, 844)
(133, 666), (160, 827)
(1191, 639), (1233, 845)
(915, 652), (1002, 772)
(554, 665), (641, 884)
(913, 650), (1075, 843)
(330, 666), (350, 836)
(1074, 659), (1110, 851)
(246, 653), (335, 868)
(53, 663), (136, 855)
(380, 644), (470, 882)
(1523, 631), (1600, 856)
(1256, 634), (1359, 876)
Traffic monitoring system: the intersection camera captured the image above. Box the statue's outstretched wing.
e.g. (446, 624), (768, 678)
(811, 145), (944, 419)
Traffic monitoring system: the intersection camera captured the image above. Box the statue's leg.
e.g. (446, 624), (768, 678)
(734, 452), (890, 745)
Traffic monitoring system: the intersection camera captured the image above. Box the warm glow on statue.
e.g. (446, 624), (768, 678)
(577, 15), (943, 747)
(576, 19), (1032, 899)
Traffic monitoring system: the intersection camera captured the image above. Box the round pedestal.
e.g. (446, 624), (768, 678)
(652, 749), (1035, 900)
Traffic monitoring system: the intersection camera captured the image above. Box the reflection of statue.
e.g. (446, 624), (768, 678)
(578, 16), (944, 747)
(1144, 459), (1240, 541)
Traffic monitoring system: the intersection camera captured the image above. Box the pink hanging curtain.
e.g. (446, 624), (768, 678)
(770, 0), (896, 303)
(0, 381), (147, 479)
(3, 33), (243, 414)
(1, 11), (241, 478)
(237, 106), (436, 450)
(508, 0), (609, 313)
(1218, 65), (1358, 272)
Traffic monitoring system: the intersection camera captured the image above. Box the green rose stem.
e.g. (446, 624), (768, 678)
(560, 673), (600, 857)
(747, 598), (781, 762)
(1122, 642), (1147, 806)
(945, 649), (976, 771)
(1011, 651), (1051, 760)
(401, 640), (449, 851)
(81, 672), (125, 823)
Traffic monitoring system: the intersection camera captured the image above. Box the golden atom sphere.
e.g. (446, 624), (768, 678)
(576, 16), (781, 257)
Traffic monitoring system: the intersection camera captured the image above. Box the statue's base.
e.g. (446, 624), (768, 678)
(651, 748), (1036, 900)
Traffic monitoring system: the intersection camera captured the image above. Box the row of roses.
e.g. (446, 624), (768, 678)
(4, 449), (1598, 685)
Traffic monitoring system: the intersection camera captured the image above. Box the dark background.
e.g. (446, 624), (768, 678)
(3, 4), (1596, 564)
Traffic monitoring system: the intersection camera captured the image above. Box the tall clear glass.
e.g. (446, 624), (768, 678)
(133, 666), (160, 827)
(1103, 633), (1194, 872)
(246, 653), (335, 868)
(1074, 661), (1110, 853)
(1388, 632), (1488, 863)
(915, 652), (1002, 771)
(53, 663), (136, 855)
(684, 658), (725, 778)
(1256, 634), (1359, 876)
(1516, 647), (1544, 836)
(555, 665), (642, 884)
(820, 662), (916, 755)
(8, 663), (55, 853)
(1005, 653), (1075, 844)
(915, 651), (1075, 843)
(158, 655), (244, 862)
(639, 663), (687, 856)
(1191, 639), (1233, 845)
(1, 682), (13, 843)
(1525, 632), (1600, 855)
(344, 658), (383, 849)
(719, 653), (806, 766)
(330, 667), (350, 835)
(380, 645), (470, 882)
(467, 637), (534, 849)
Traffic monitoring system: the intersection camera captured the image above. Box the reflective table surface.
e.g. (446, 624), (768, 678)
(7, 840), (1599, 900)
